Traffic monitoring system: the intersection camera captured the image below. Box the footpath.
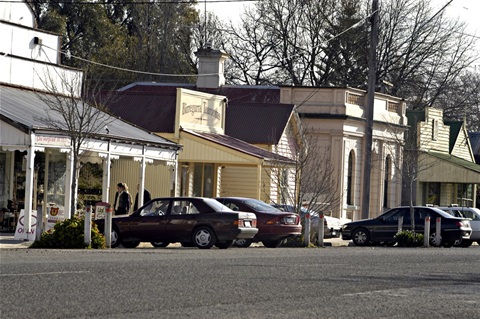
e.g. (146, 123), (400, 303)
(0, 232), (351, 249)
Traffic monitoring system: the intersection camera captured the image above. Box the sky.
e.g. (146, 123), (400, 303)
(196, 0), (480, 51)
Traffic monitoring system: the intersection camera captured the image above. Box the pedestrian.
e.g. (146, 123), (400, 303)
(134, 183), (152, 211)
(113, 182), (130, 215)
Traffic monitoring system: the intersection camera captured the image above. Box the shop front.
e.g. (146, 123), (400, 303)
(0, 86), (181, 240)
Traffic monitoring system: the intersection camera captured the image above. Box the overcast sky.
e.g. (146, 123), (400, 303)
(197, 0), (479, 52)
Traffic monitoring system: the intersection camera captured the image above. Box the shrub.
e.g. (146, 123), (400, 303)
(394, 230), (424, 247)
(30, 217), (106, 249)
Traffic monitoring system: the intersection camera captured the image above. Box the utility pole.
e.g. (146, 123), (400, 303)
(361, 0), (378, 219)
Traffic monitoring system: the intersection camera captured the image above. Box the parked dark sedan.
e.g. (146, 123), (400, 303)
(215, 197), (302, 248)
(342, 206), (472, 247)
(94, 197), (258, 249)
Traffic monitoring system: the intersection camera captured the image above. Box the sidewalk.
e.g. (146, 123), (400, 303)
(0, 232), (34, 249)
(0, 232), (351, 249)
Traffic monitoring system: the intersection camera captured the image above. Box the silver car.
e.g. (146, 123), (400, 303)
(438, 206), (480, 247)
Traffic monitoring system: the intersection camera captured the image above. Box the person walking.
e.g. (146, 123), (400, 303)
(133, 183), (152, 211)
(113, 182), (130, 215)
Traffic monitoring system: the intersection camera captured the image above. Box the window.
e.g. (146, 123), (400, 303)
(140, 199), (169, 216)
(193, 163), (214, 197)
(172, 200), (200, 215)
(383, 155), (391, 208)
(425, 183), (440, 205)
(347, 150), (355, 205)
(432, 119), (438, 140)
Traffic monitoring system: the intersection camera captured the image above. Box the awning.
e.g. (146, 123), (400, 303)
(418, 152), (480, 184)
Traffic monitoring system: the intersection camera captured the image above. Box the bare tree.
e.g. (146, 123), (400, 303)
(262, 118), (341, 227)
(35, 69), (114, 217)
(218, 0), (478, 117)
(381, 113), (437, 232)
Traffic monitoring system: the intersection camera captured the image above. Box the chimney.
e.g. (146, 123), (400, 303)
(194, 46), (230, 89)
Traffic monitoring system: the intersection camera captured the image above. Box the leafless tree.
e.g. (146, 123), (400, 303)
(217, 0), (478, 117)
(34, 69), (114, 217)
(381, 113), (437, 232)
(262, 118), (341, 220)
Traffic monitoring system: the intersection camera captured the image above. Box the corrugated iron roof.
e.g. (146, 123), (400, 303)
(225, 102), (294, 144)
(108, 82), (291, 143)
(104, 91), (177, 133)
(0, 85), (180, 149)
(183, 129), (294, 164)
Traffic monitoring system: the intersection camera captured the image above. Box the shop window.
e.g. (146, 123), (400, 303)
(456, 184), (473, 207)
(193, 163), (214, 197)
(425, 182), (440, 205)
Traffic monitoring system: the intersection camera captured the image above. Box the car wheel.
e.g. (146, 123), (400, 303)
(151, 241), (170, 248)
(192, 226), (216, 249)
(262, 239), (283, 248)
(429, 233), (442, 247)
(109, 228), (121, 248)
(122, 241), (140, 248)
(216, 240), (234, 249)
(233, 239), (252, 248)
(477, 240), (480, 246)
(352, 228), (370, 246)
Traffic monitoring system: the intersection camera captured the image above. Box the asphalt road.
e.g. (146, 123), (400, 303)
(1, 246), (479, 319)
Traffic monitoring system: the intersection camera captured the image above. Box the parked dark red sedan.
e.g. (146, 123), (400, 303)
(215, 197), (302, 248)
(94, 197), (258, 249)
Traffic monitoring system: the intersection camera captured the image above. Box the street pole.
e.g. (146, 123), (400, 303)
(361, 0), (379, 219)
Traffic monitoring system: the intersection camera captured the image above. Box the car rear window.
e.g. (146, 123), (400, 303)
(244, 199), (281, 212)
(203, 198), (234, 212)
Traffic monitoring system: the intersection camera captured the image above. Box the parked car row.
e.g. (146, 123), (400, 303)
(342, 206), (473, 247)
(94, 197), (478, 249)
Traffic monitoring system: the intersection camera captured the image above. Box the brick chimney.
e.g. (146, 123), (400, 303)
(194, 45), (230, 89)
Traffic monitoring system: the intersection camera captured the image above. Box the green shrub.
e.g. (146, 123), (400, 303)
(394, 230), (424, 247)
(30, 217), (106, 249)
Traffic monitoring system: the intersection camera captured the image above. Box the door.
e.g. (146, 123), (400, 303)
(165, 199), (201, 242)
(373, 208), (410, 241)
(127, 199), (170, 242)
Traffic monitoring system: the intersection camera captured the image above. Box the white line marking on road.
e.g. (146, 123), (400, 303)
(0, 271), (90, 277)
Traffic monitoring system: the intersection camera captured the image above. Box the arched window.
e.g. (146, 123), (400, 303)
(347, 150), (355, 205)
(383, 155), (391, 208)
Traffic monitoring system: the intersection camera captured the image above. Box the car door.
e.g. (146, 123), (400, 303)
(414, 208), (436, 234)
(165, 199), (202, 241)
(373, 208), (410, 241)
(127, 199), (170, 242)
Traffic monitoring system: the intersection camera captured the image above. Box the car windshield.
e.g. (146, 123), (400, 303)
(244, 199), (281, 212)
(203, 198), (234, 212)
